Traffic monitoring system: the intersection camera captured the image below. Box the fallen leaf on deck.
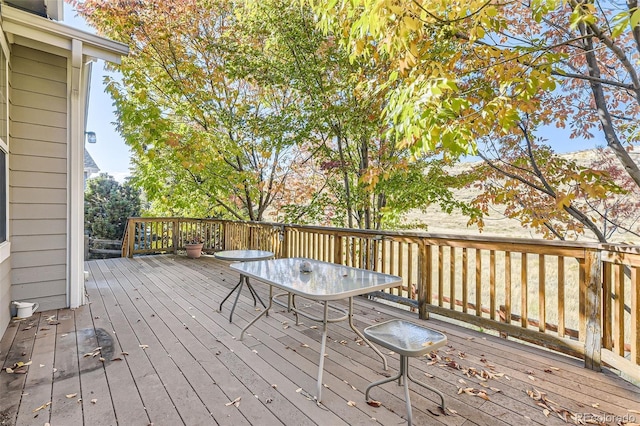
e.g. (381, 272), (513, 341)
(347, 400), (356, 407)
(39, 364), (45, 368)
(476, 392), (490, 401)
(295, 388), (302, 393)
(91, 399), (97, 404)
(309, 326), (317, 329)
(424, 372), (434, 378)
(458, 379), (466, 385)
(225, 397), (241, 407)
(629, 409), (640, 414)
(32, 402), (51, 413)
(5, 368), (13, 373)
(271, 384), (277, 389)
(40, 328), (50, 331)
(543, 409), (550, 417)
(367, 400), (382, 407)
(265, 397), (273, 404)
(99, 357), (105, 362)
(139, 345), (149, 349)
(111, 357), (122, 361)
(121, 352), (129, 356)
(528, 375), (535, 381)
(300, 344), (309, 348)
(447, 408), (457, 415)
(591, 403), (599, 408)
(66, 393), (78, 399)
(252, 350), (258, 354)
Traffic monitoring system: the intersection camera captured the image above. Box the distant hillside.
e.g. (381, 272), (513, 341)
(405, 147), (640, 242)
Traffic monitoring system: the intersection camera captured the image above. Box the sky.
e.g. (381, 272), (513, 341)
(64, 3), (132, 182)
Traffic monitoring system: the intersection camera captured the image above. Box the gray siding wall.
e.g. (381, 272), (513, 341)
(9, 45), (67, 310)
(0, 257), (10, 334)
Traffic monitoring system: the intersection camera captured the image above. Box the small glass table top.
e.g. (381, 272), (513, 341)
(214, 250), (274, 262)
(364, 319), (447, 357)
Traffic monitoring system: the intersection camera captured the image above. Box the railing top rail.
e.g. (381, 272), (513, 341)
(124, 217), (640, 252)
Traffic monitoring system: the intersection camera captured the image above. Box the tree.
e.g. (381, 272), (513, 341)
(77, 0), (478, 230)
(75, 0), (307, 221)
(85, 173), (142, 240)
(312, 0), (640, 241)
(239, 0), (478, 229)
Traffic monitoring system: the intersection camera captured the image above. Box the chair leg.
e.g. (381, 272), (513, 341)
(365, 369), (402, 402)
(407, 368), (446, 411)
(401, 356), (414, 426)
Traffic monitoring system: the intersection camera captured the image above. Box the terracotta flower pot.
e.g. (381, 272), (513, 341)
(185, 243), (204, 259)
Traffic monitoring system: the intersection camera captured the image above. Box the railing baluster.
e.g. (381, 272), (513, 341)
(614, 263), (625, 357)
(558, 256), (565, 338)
(632, 266), (639, 364)
(438, 246), (444, 307)
(490, 250), (496, 320)
(504, 251), (511, 326)
(476, 249), (482, 317)
(449, 247), (456, 310)
(462, 248), (468, 313)
(521, 253), (528, 328)
(539, 254), (546, 332)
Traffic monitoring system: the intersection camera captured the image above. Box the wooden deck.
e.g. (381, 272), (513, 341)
(1, 255), (639, 426)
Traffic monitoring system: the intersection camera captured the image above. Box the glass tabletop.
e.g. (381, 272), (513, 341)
(214, 250), (274, 262)
(230, 257), (402, 300)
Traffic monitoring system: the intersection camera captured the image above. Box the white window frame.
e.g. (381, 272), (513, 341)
(0, 29), (10, 263)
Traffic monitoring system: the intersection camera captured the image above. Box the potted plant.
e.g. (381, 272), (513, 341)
(184, 233), (204, 259)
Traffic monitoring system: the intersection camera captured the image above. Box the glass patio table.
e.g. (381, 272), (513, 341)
(214, 250), (274, 322)
(230, 257), (403, 403)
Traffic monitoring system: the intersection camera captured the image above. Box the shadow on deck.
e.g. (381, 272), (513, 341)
(1, 255), (638, 425)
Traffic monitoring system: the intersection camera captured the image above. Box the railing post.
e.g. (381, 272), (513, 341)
(584, 248), (602, 371)
(126, 219), (135, 258)
(334, 235), (343, 265)
(172, 219), (179, 254)
(280, 226), (289, 259)
(417, 242), (430, 320)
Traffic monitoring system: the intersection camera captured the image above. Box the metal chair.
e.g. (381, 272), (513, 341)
(364, 319), (447, 425)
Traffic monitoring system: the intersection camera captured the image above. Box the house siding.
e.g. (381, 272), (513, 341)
(9, 45), (67, 311)
(0, 257), (10, 334)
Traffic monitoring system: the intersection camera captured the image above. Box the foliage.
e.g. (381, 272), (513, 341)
(75, 0), (477, 231)
(312, 0), (640, 241)
(84, 173), (142, 240)
(75, 0), (307, 222)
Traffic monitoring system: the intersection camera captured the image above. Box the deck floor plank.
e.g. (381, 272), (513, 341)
(0, 318), (25, 424)
(86, 261), (185, 426)
(88, 261), (217, 425)
(112, 259), (283, 426)
(49, 309), (83, 426)
(86, 261), (153, 426)
(73, 289), (119, 426)
(127, 257), (339, 426)
(14, 311), (59, 426)
(1, 254), (639, 426)
(164, 265), (413, 426)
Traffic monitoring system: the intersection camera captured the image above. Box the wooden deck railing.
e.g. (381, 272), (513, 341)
(122, 217), (640, 382)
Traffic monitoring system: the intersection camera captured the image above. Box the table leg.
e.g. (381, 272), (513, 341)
(316, 301), (329, 403)
(219, 275), (245, 322)
(348, 297), (388, 370)
(240, 285), (273, 341)
(246, 277), (267, 310)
